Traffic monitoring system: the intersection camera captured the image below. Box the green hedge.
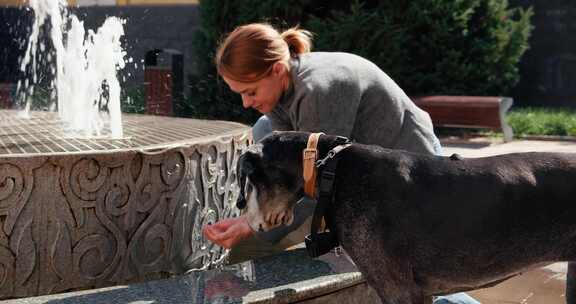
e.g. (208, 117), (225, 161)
(184, 0), (533, 124)
(507, 107), (576, 137)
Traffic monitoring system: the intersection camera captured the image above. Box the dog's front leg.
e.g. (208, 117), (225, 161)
(373, 287), (431, 304)
(361, 270), (428, 304)
(567, 262), (576, 304)
(393, 292), (432, 304)
(359, 263), (432, 304)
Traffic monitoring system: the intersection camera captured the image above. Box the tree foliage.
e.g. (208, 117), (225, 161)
(183, 0), (533, 123)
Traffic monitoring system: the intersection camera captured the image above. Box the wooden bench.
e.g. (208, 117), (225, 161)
(412, 95), (514, 142)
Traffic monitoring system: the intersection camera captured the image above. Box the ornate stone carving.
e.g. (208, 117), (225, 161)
(0, 132), (250, 299)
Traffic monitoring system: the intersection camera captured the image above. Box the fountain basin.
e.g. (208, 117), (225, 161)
(0, 110), (251, 299)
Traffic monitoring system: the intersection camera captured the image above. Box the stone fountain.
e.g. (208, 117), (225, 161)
(0, 0), (251, 299)
(0, 110), (250, 299)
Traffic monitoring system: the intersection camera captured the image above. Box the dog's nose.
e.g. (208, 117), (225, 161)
(236, 196), (247, 209)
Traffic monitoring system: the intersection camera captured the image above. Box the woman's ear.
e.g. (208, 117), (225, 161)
(272, 61), (286, 76)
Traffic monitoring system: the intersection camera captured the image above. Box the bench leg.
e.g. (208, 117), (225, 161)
(499, 97), (514, 142)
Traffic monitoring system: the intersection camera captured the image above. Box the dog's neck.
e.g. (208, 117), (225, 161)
(261, 132), (344, 169)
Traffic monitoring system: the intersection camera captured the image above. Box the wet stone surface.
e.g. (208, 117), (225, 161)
(2, 248), (377, 304)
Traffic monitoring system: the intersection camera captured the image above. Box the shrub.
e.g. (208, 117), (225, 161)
(507, 107), (576, 136)
(185, 0), (533, 124)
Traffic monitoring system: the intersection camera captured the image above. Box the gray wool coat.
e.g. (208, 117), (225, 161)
(266, 52), (439, 155)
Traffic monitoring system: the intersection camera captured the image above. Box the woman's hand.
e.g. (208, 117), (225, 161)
(202, 215), (254, 248)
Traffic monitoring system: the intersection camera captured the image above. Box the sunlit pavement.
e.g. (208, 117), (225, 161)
(442, 138), (576, 304)
(442, 138), (576, 157)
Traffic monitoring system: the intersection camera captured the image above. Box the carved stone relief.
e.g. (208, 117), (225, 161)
(0, 132), (250, 299)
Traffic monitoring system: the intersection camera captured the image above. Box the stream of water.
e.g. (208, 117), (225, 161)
(17, 0), (126, 138)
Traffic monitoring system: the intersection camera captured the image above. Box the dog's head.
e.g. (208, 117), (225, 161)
(236, 131), (344, 232)
(236, 137), (304, 232)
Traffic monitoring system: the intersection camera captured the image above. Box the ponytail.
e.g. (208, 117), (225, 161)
(281, 27), (313, 57)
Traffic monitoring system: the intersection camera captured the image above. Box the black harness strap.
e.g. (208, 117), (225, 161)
(305, 138), (351, 258)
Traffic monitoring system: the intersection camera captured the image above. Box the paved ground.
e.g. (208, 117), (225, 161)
(442, 137), (576, 157)
(441, 138), (576, 304)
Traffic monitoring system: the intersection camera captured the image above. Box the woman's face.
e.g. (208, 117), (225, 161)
(222, 63), (288, 114)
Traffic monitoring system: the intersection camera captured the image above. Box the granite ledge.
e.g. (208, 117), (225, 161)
(3, 248), (375, 304)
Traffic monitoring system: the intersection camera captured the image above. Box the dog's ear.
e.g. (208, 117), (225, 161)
(236, 151), (262, 210)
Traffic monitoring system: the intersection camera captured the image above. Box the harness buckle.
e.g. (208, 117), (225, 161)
(303, 147), (319, 197)
(302, 148), (317, 160)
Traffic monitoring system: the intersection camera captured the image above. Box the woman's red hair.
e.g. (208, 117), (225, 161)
(216, 23), (312, 83)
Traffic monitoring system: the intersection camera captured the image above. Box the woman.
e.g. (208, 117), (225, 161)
(203, 23), (478, 304)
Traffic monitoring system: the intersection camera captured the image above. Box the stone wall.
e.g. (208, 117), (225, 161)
(0, 5), (200, 93)
(511, 0), (576, 108)
(0, 7), (32, 83)
(71, 5), (201, 91)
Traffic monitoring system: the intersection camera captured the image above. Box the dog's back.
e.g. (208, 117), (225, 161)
(331, 145), (576, 298)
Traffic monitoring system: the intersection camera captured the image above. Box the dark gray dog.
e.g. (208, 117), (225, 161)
(236, 131), (576, 304)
